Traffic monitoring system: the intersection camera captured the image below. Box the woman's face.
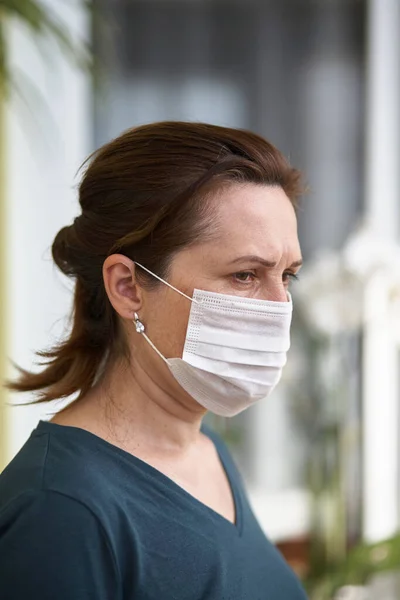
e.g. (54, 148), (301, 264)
(137, 182), (302, 363)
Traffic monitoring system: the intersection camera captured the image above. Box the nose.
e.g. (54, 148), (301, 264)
(262, 285), (289, 303)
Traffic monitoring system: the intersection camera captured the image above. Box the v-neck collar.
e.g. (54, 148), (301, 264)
(36, 420), (244, 536)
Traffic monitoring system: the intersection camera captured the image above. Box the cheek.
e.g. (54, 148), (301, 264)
(142, 290), (192, 358)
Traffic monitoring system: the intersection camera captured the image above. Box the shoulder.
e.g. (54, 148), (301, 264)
(0, 420), (142, 599)
(0, 421), (142, 547)
(0, 487), (110, 540)
(0, 491), (121, 600)
(0, 426), (117, 558)
(0, 488), (122, 600)
(1, 423), (112, 512)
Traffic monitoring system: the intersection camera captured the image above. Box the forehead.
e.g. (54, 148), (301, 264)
(208, 183), (300, 256)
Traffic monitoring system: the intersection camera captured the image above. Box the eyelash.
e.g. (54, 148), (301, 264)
(233, 271), (300, 284)
(283, 272), (300, 283)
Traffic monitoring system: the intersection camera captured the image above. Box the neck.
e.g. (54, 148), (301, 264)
(55, 355), (206, 455)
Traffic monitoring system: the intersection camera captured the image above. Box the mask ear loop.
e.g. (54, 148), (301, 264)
(135, 262), (201, 304)
(133, 263), (202, 363)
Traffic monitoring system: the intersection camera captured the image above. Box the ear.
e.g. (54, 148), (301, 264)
(102, 255), (142, 320)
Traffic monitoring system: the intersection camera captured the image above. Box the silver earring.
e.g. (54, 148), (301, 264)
(134, 312), (145, 334)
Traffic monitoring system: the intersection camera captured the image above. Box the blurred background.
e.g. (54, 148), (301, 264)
(0, 0), (400, 598)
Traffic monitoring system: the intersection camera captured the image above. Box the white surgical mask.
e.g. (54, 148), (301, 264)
(134, 263), (293, 417)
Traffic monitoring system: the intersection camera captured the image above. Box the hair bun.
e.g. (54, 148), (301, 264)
(52, 223), (79, 276)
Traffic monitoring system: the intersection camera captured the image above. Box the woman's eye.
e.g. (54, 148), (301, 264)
(233, 271), (256, 283)
(283, 272), (299, 284)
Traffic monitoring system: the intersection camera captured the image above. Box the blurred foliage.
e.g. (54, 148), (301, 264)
(0, 0), (91, 97)
(204, 413), (244, 448)
(306, 534), (400, 599)
(291, 300), (400, 598)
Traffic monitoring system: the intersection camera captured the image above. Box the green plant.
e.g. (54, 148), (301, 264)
(0, 0), (90, 96)
(306, 534), (400, 599)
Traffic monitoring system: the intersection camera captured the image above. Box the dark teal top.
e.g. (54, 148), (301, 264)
(0, 420), (307, 600)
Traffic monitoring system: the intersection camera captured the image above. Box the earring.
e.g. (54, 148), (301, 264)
(134, 312), (145, 334)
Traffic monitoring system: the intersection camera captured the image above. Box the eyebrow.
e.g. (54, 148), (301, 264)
(228, 255), (303, 269)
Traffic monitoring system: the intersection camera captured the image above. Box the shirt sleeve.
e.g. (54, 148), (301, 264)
(0, 490), (121, 600)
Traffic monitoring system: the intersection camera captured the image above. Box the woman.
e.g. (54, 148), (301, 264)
(0, 122), (306, 599)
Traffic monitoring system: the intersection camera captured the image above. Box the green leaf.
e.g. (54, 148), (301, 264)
(0, 18), (10, 98)
(306, 534), (400, 599)
(0, 0), (92, 97)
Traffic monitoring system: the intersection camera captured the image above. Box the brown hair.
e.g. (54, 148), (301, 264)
(7, 121), (302, 403)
